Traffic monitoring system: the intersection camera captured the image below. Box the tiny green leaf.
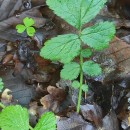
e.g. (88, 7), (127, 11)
(72, 80), (80, 89)
(47, 0), (107, 29)
(40, 34), (80, 64)
(26, 27), (36, 36)
(23, 17), (35, 27)
(82, 84), (88, 92)
(0, 105), (29, 130)
(0, 78), (4, 92)
(61, 62), (80, 80)
(82, 60), (102, 76)
(81, 22), (115, 50)
(16, 24), (26, 33)
(81, 48), (92, 58)
(34, 112), (56, 130)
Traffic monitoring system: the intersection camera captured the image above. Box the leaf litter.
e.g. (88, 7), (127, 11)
(0, 0), (130, 130)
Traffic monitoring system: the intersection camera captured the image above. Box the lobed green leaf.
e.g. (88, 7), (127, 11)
(82, 60), (102, 76)
(81, 22), (115, 50)
(72, 80), (80, 89)
(26, 27), (36, 36)
(23, 17), (35, 27)
(81, 48), (92, 58)
(47, 0), (107, 29)
(61, 62), (80, 80)
(0, 105), (29, 130)
(34, 112), (56, 130)
(82, 84), (88, 92)
(40, 34), (80, 64)
(16, 24), (26, 33)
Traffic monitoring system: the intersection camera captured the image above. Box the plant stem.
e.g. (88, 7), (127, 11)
(29, 125), (34, 130)
(76, 51), (83, 113)
(0, 102), (5, 109)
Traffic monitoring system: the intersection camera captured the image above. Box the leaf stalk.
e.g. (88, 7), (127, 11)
(0, 102), (5, 109)
(76, 50), (83, 113)
(29, 125), (34, 130)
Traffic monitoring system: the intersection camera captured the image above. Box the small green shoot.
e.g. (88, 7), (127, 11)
(40, 0), (115, 113)
(16, 17), (36, 37)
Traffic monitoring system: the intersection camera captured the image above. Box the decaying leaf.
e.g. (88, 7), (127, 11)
(0, 0), (46, 42)
(34, 54), (50, 66)
(29, 101), (38, 116)
(92, 37), (130, 83)
(57, 112), (96, 130)
(102, 110), (119, 130)
(1, 89), (12, 104)
(2, 53), (13, 64)
(47, 85), (66, 102)
(80, 103), (102, 128)
(40, 94), (59, 113)
(33, 72), (51, 83)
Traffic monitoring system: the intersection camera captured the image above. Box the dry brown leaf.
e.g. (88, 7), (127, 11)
(1, 89), (12, 104)
(47, 85), (66, 102)
(29, 101), (38, 116)
(2, 54), (13, 64)
(80, 103), (102, 128)
(34, 54), (51, 66)
(40, 94), (59, 113)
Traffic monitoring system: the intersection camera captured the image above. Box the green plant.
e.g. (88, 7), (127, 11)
(0, 78), (56, 130)
(0, 78), (4, 92)
(16, 17), (36, 37)
(40, 0), (115, 113)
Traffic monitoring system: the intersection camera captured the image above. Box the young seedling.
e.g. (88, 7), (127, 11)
(0, 78), (56, 130)
(40, 0), (115, 113)
(16, 17), (36, 37)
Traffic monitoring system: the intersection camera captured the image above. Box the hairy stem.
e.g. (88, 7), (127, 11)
(29, 125), (34, 130)
(76, 51), (83, 113)
(0, 102), (5, 109)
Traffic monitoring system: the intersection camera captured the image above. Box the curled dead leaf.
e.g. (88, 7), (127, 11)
(1, 89), (12, 104)
(47, 85), (66, 102)
(40, 94), (59, 113)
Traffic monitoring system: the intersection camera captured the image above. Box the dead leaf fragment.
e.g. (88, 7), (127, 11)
(29, 101), (38, 116)
(2, 53), (13, 64)
(1, 89), (12, 104)
(47, 85), (66, 102)
(80, 103), (102, 128)
(40, 94), (59, 113)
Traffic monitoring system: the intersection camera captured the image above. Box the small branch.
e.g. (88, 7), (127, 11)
(0, 102), (5, 109)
